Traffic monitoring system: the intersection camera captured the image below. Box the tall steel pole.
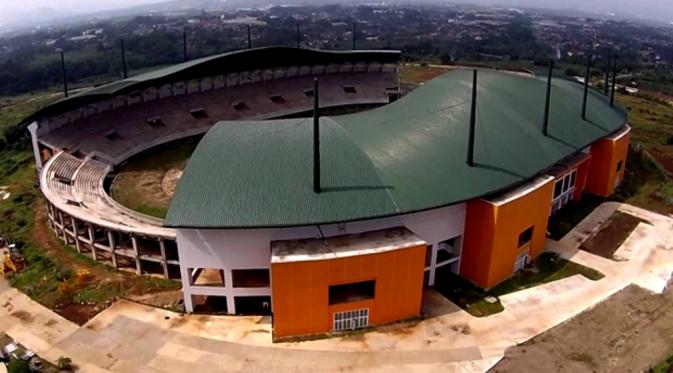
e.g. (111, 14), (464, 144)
(60, 51), (68, 98)
(121, 38), (128, 79)
(542, 59), (554, 136)
(581, 54), (591, 120)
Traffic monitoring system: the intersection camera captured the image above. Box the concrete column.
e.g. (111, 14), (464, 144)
(428, 243), (439, 286)
(58, 210), (67, 242)
(71, 217), (81, 253)
(131, 236), (141, 275)
(180, 265), (194, 313)
(159, 239), (169, 279)
(107, 230), (117, 268)
(224, 268), (235, 314)
(27, 122), (43, 171)
(87, 225), (97, 261)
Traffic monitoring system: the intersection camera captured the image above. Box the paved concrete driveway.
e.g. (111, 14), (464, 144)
(1, 202), (672, 372)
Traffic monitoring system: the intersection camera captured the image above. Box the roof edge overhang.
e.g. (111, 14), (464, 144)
(22, 46), (402, 125)
(163, 122), (630, 230)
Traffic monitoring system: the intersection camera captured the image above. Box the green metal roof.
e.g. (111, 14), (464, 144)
(23, 47), (400, 124)
(164, 69), (628, 229)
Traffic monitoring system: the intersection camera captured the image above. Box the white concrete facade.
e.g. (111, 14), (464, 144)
(177, 203), (466, 313)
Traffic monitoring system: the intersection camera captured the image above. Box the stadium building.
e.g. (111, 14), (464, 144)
(24, 46), (629, 340)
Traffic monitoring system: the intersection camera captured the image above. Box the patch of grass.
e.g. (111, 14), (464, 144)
(490, 253), (604, 296)
(434, 253), (603, 317)
(649, 352), (673, 373)
(614, 145), (673, 214)
(434, 271), (505, 317)
(399, 64), (448, 85)
(73, 282), (126, 304)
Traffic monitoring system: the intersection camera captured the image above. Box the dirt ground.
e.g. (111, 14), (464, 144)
(31, 201), (123, 283)
(29, 201), (181, 324)
(650, 147), (673, 177)
(580, 212), (648, 259)
(490, 285), (673, 373)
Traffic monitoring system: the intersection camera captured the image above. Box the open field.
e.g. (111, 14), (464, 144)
(110, 136), (201, 218)
(490, 285), (673, 373)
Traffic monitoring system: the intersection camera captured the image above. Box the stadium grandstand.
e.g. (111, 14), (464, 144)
(24, 46), (630, 340)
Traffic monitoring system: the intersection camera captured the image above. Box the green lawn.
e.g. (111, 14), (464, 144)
(434, 253), (604, 317)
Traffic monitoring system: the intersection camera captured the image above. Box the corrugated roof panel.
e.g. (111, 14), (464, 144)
(165, 69), (627, 228)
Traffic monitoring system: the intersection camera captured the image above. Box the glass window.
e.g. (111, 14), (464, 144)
(518, 226), (534, 247)
(570, 170), (577, 187)
(562, 176), (570, 192)
(554, 181), (563, 198)
(425, 245), (432, 267)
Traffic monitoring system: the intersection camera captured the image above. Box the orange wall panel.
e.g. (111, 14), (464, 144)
(459, 200), (496, 287)
(460, 178), (554, 290)
(271, 245), (425, 339)
(587, 127), (630, 197)
(485, 180), (553, 289)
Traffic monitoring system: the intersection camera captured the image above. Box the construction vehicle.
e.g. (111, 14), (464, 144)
(0, 235), (24, 277)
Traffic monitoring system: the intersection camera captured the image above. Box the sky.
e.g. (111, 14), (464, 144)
(0, 0), (163, 14)
(0, 0), (672, 26)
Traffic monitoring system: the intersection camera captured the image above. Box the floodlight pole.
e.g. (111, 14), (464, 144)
(182, 28), (188, 61)
(60, 51), (68, 98)
(611, 56), (618, 107)
(581, 54), (591, 120)
(543, 59), (554, 136)
(313, 78), (321, 194)
(352, 22), (357, 50)
(296, 23), (301, 48)
(467, 70), (477, 167)
(121, 38), (128, 79)
(247, 25), (252, 49)
(604, 48), (611, 95)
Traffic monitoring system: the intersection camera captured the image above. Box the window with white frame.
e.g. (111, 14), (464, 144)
(333, 308), (369, 331)
(551, 169), (577, 215)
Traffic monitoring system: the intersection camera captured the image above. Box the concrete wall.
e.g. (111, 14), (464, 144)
(176, 204), (466, 313)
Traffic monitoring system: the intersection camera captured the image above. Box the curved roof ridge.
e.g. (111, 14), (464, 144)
(322, 117), (402, 214)
(164, 69), (628, 228)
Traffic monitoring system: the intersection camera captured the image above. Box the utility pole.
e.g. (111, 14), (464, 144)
(60, 51), (68, 98)
(604, 49), (611, 95)
(542, 59), (554, 136)
(247, 25), (252, 49)
(296, 23), (301, 48)
(352, 22), (357, 50)
(182, 28), (188, 61)
(121, 38), (128, 79)
(467, 70), (478, 167)
(581, 54), (591, 120)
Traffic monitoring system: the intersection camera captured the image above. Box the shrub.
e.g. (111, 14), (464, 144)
(57, 356), (74, 370)
(7, 359), (30, 373)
